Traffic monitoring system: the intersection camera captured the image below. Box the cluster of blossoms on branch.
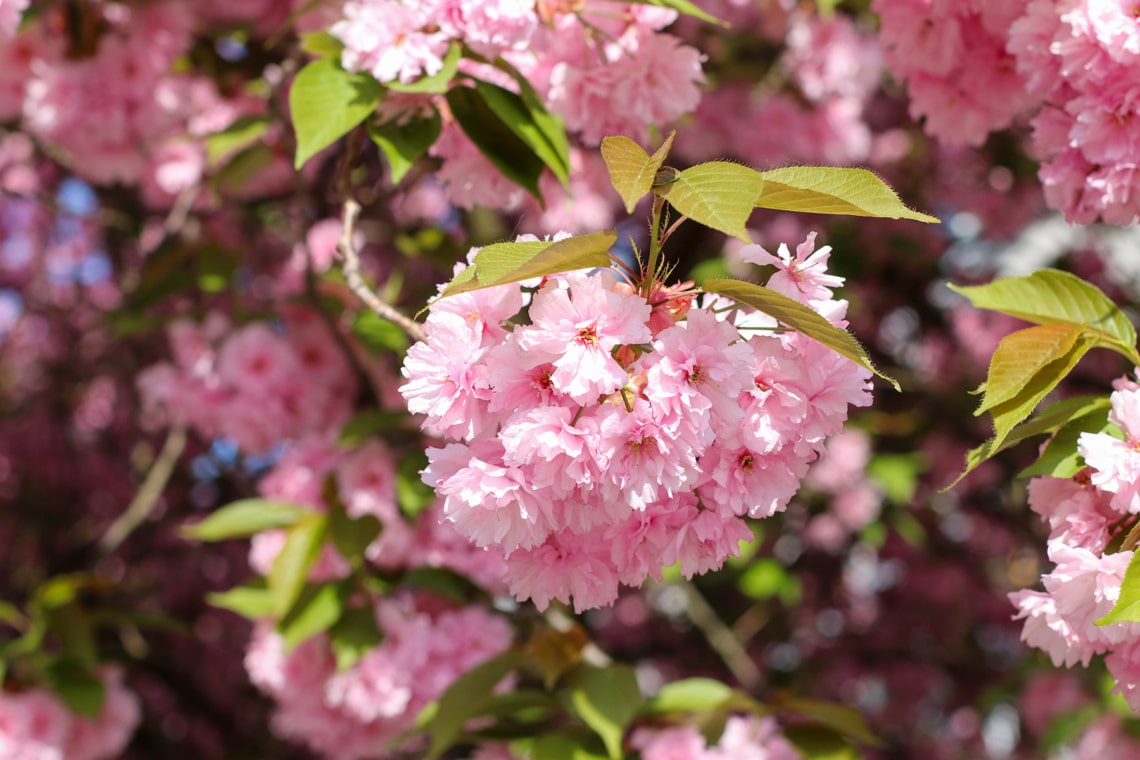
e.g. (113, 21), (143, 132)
(401, 232), (872, 612)
(1011, 376), (1140, 709)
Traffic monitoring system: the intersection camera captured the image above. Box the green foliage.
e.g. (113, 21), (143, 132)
(630, 0), (728, 25)
(866, 452), (925, 504)
(655, 162), (766, 243)
(268, 513), (329, 618)
(783, 725), (861, 760)
(329, 604), (386, 672)
(298, 30), (344, 59)
(353, 309), (411, 354)
(205, 115), (271, 166)
(600, 132), (676, 213)
(206, 581), (276, 619)
(396, 450), (436, 519)
(45, 659), (106, 719)
(440, 231), (616, 297)
(368, 110), (442, 184)
(278, 581), (346, 650)
(445, 85), (549, 200)
(422, 650), (528, 759)
(181, 499), (308, 541)
(1097, 550), (1140, 625)
(640, 678), (738, 714)
(387, 43), (460, 94)
(532, 729), (610, 760)
(1019, 406), (1118, 479)
(755, 166), (939, 223)
(560, 664), (643, 760)
(290, 58), (383, 170)
(701, 278), (898, 389)
(737, 558), (801, 605)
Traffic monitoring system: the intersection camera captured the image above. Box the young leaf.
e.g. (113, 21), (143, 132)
(755, 166), (939, 223)
(299, 30), (345, 59)
(1096, 550), (1140, 625)
(440, 230), (616, 297)
(1019, 408), (1119, 479)
(207, 581), (276, 619)
(353, 309), (411, 354)
(950, 269), (1137, 351)
(181, 499), (308, 541)
(278, 582), (346, 650)
(702, 278), (899, 390)
(206, 115), (271, 166)
(655, 162), (765, 243)
(423, 649), (527, 759)
(472, 80), (570, 188)
(329, 604), (385, 672)
(561, 664), (643, 760)
(368, 109), (442, 184)
(445, 85), (546, 200)
(600, 132), (675, 213)
(975, 324), (1088, 415)
(386, 42), (461, 94)
(640, 678), (738, 714)
(268, 513), (329, 618)
(290, 58), (383, 170)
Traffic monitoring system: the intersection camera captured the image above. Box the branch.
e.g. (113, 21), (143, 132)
(99, 426), (187, 554)
(672, 579), (763, 692)
(338, 198), (426, 343)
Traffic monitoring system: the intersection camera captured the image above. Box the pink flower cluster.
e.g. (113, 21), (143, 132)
(872, 0), (1035, 147)
(1009, 0), (1140, 225)
(401, 234), (872, 612)
(137, 309), (357, 453)
(245, 598), (513, 759)
(0, 667), (140, 760)
(632, 714), (799, 760)
(1010, 376), (1140, 708)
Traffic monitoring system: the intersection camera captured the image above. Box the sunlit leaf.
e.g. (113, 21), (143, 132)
(474, 79), (570, 188)
(1019, 408), (1119, 479)
(755, 166), (939, 223)
(446, 85), (546, 199)
(600, 132), (675, 213)
(290, 58), (382, 170)
(532, 728), (610, 760)
(641, 678), (738, 714)
(268, 513), (328, 618)
(440, 231), (616, 297)
(702, 278), (898, 389)
(656, 162), (765, 243)
(561, 664), (643, 760)
(423, 650), (527, 759)
(368, 109), (442, 184)
(386, 42), (460, 94)
(278, 582), (346, 650)
(629, 0), (727, 24)
(207, 581), (275, 619)
(975, 324), (1088, 415)
(299, 31), (344, 59)
(206, 115), (271, 166)
(1097, 550), (1140, 625)
(181, 499), (308, 541)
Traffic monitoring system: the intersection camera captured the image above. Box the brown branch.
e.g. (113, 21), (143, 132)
(99, 426), (187, 554)
(337, 198), (426, 343)
(672, 579), (763, 692)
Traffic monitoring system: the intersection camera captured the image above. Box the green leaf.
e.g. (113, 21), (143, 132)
(946, 395), (1111, 489)
(950, 269), (1136, 350)
(368, 110), (442, 184)
(783, 725), (860, 760)
(755, 166), (939, 223)
(352, 310), (410, 355)
(397, 450), (435, 520)
(473, 79), (570, 188)
(207, 581), (276, 619)
(778, 696), (880, 746)
(268, 513), (329, 619)
(206, 115), (271, 166)
(45, 660), (106, 719)
(181, 499), (309, 541)
(490, 59), (573, 190)
(600, 132), (675, 213)
(387, 42), (461, 94)
(532, 728), (610, 760)
(440, 230), (616, 297)
(328, 504), (382, 566)
(213, 143), (276, 195)
(290, 58), (383, 170)
(1019, 408), (1118, 479)
(338, 410), (410, 446)
(655, 162), (765, 243)
(423, 650), (527, 759)
(636, 0), (728, 25)
(975, 324), (1088, 415)
(701, 278), (898, 390)
(1097, 549), (1140, 625)
(197, 243), (237, 293)
(329, 604), (385, 672)
(738, 558), (800, 605)
(866, 452), (925, 505)
(561, 664), (643, 760)
(299, 30), (345, 59)
(278, 581), (346, 650)
(641, 678), (737, 714)
(402, 566), (483, 603)
(446, 85), (546, 200)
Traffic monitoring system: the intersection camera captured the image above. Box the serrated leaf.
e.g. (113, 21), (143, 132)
(290, 58), (383, 170)
(986, 334), (1097, 454)
(368, 110), (441, 184)
(950, 270), (1136, 350)
(299, 30), (345, 59)
(446, 85), (546, 200)
(440, 230), (616, 297)
(278, 581), (346, 650)
(387, 42), (460, 94)
(600, 132), (675, 213)
(1097, 549), (1140, 625)
(206, 115), (271, 166)
(778, 696), (880, 746)
(976, 324), (1088, 415)
(207, 581), (276, 619)
(1019, 408), (1118, 479)
(945, 395), (1111, 489)
(755, 166), (939, 223)
(424, 649), (527, 759)
(702, 278), (898, 390)
(656, 162), (765, 243)
(641, 678), (737, 714)
(181, 499), (308, 541)
(329, 604), (386, 671)
(533, 728), (610, 760)
(783, 725), (860, 760)
(561, 664), (643, 760)
(268, 513), (328, 619)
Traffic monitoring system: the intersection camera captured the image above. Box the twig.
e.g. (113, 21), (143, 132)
(337, 198), (426, 343)
(673, 579), (763, 692)
(99, 426), (187, 554)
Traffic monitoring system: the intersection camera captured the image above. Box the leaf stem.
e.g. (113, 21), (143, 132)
(644, 195), (666, 298)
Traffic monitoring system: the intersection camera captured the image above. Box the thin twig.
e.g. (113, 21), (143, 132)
(99, 426), (187, 554)
(673, 579), (763, 692)
(337, 198), (426, 343)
